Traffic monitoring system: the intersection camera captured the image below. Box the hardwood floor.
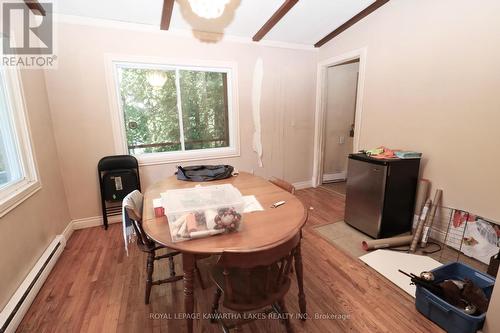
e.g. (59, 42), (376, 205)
(17, 187), (442, 333)
(321, 181), (347, 197)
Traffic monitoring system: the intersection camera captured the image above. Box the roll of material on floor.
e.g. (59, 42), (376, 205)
(413, 179), (431, 230)
(410, 198), (432, 253)
(362, 235), (414, 251)
(420, 189), (443, 248)
(415, 179), (431, 214)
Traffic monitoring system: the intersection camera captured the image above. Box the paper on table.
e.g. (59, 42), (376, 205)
(153, 198), (162, 207)
(243, 195), (264, 213)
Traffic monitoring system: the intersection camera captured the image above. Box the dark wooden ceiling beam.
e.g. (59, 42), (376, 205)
(24, 0), (46, 16)
(314, 0), (389, 48)
(253, 0), (299, 42)
(160, 0), (175, 30)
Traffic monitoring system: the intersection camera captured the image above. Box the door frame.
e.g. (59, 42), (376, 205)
(312, 48), (367, 187)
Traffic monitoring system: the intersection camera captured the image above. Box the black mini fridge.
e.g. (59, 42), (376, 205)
(344, 153), (420, 239)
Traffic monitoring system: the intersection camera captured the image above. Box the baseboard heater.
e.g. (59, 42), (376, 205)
(0, 236), (66, 333)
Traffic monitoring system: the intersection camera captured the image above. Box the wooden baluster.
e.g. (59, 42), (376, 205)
(210, 288), (222, 323)
(276, 258), (285, 289)
(182, 254), (195, 333)
(278, 298), (294, 333)
(294, 241), (307, 320)
(265, 266), (272, 294)
(168, 256), (176, 277)
(244, 270), (251, 302)
(283, 256), (293, 282)
(145, 251), (154, 304)
(223, 268), (233, 302)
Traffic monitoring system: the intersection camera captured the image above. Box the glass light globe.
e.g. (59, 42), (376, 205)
(187, 0), (230, 19)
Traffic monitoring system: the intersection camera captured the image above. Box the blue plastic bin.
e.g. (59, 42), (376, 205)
(415, 262), (495, 333)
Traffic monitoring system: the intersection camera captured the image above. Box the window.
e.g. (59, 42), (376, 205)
(0, 79), (22, 187)
(109, 58), (239, 165)
(0, 65), (40, 217)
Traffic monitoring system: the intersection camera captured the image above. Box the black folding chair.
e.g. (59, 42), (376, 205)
(98, 155), (141, 229)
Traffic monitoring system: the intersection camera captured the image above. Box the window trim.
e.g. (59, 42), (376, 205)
(105, 54), (240, 166)
(0, 64), (41, 218)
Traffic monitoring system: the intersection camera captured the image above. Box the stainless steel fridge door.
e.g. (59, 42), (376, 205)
(345, 158), (387, 238)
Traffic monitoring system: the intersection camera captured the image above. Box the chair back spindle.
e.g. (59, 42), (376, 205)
(214, 233), (300, 310)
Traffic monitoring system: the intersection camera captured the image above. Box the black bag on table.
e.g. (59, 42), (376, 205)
(176, 165), (234, 182)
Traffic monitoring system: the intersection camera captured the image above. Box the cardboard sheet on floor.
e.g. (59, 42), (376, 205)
(359, 249), (442, 297)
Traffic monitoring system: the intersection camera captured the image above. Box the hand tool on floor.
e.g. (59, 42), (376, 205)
(398, 269), (443, 296)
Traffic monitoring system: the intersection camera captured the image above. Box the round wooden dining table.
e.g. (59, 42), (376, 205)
(142, 172), (308, 333)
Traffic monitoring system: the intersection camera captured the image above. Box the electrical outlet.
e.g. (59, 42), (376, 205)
(339, 136), (345, 144)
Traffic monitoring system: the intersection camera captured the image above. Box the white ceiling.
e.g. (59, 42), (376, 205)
(53, 0), (376, 46)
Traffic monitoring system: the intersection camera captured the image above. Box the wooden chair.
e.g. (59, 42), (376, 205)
(270, 177), (299, 274)
(270, 177), (295, 194)
(123, 191), (205, 304)
(210, 232), (301, 332)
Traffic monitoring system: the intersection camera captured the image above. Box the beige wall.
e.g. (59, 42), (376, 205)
(484, 279), (500, 333)
(44, 22), (317, 221)
(317, 0), (500, 329)
(0, 68), (71, 309)
(318, 0), (500, 222)
(323, 61), (358, 176)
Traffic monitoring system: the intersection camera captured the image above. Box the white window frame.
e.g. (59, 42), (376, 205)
(105, 54), (240, 166)
(0, 64), (41, 218)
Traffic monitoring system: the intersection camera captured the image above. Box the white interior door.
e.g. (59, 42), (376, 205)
(322, 60), (359, 183)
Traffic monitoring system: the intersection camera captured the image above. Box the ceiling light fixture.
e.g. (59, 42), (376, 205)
(146, 71), (167, 88)
(187, 0), (230, 19)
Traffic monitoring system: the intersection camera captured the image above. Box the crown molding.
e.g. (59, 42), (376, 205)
(54, 14), (318, 52)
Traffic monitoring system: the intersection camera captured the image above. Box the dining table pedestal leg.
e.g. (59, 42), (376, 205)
(294, 241), (307, 320)
(183, 253), (195, 333)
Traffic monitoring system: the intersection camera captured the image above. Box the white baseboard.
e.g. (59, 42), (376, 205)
(72, 214), (122, 230)
(293, 179), (314, 190)
(61, 220), (74, 242)
(322, 172), (347, 183)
